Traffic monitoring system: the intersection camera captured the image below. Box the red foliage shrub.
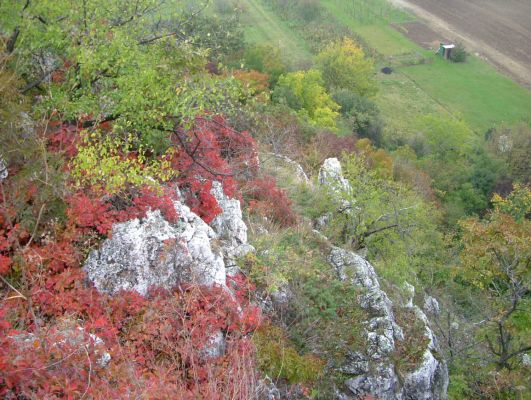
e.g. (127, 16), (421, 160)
(47, 122), (81, 158)
(310, 132), (357, 160)
(0, 254), (11, 275)
(246, 176), (297, 226)
(0, 113), (266, 398)
(170, 115), (258, 223)
(1, 280), (260, 399)
(67, 186), (179, 236)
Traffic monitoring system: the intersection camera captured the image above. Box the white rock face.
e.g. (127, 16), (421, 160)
(210, 181), (255, 273)
(84, 182), (258, 295)
(330, 246), (404, 398)
(84, 200), (226, 295)
(404, 349), (448, 400)
(200, 330), (226, 359)
(404, 282), (416, 308)
(211, 181), (248, 247)
(330, 247), (448, 400)
(319, 158), (448, 400)
(318, 158), (351, 193)
(424, 294), (441, 316)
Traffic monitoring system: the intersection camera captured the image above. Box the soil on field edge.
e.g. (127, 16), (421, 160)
(388, 0), (531, 89)
(391, 21), (450, 51)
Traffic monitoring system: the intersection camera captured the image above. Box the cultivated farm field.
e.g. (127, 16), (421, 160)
(393, 0), (531, 88)
(318, 0), (531, 133)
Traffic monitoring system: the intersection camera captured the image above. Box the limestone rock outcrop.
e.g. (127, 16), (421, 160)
(84, 182), (256, 296)
(318, 157), (351, 193)
(84, 191), (227, 295)
(210, 181), (255, 271)
(319, 158), (448, 400)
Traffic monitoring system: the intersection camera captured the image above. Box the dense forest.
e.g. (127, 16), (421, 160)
(0, 1), (529, 399)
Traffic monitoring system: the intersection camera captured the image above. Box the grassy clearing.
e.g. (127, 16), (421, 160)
(320, 0), (419, 56)
(321, 0), (531, 132)
(374, 67), (449, 136)
(401, 56), (531, 132)
(239, 0), (313, 67)
(234, 0), (531, 134)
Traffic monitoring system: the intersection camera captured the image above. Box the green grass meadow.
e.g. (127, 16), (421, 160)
(401, 56), (531, 132)
(320, 0), (420, 56)
(239, 0), (313, 67)
(233, 0), (531, 134)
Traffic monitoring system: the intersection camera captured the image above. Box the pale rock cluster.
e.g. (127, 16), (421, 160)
(83, 182), (255, 361)
(10, 326), (111, 368)
(84, 183), (254, 295)
(319, 158), (448, 400)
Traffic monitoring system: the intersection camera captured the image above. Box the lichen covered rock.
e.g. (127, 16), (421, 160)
(330, 247), (448, 399)
(319, 158), (448, 400)
(210, 181), (255, 272)
(11, 326), (111, 368)
(84, 200), (226, 295)
(318, 157), (351, 193)
(0, 156), (7, 182)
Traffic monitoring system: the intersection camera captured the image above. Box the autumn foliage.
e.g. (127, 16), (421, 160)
(247, 176), (298, 227)
(0, 112), (287, 398)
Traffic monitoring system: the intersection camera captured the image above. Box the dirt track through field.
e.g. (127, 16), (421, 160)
(389, 0), (531, 88)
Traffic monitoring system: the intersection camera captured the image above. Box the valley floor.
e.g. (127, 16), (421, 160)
(389, 0), (531, 89)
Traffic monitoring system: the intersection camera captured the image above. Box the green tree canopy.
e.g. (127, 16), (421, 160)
(1, 0), (245, 152)
(457, 185), (530, 370)
(316, 37), (377, 97)
(272, 69), (339, 129)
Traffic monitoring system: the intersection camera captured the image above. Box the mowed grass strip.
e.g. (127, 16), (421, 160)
(401, 56), (531, 132)
(240, 0), (312, 66)
(375, 68), (449, 134)
(320, 0), (419, 56)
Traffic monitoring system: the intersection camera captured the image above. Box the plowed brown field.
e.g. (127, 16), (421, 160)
(390, 0), (531, 88)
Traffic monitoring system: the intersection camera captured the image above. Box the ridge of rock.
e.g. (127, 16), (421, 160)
(319, 158), (448, 400)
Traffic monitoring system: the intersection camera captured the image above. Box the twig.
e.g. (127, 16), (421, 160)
(138, 1), (210, 45)
(25, 203), (46, 248)
(80, 345), (92, 400)
(0, 275), (27, 301)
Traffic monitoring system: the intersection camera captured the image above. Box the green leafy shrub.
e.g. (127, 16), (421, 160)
(332, 89), (384, 145)
(243, 45), (287, 86)
(449, 43), (467, 63)
(253, 324), (324, 384)
(71, 131), (176, 195)
(273, 70), (340, 129)
(248, 227), (367, 359)
(316, 37), (377, 97)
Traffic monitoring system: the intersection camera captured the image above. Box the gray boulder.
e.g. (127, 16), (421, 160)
(424, 294), (441, 316)
(11, 326), (111, 368)
(318, 158), (351, 193)
(84, 199), (226, 295)
(210, 181), (254, 272)
(316, 158), (357, 232)
(404, 349), (448, 400)
(330, 247), (448, 399)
